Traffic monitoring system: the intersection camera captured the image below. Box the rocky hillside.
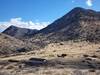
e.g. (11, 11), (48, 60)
(30, 7), (100, 42)
(0, 33), (26, 55)
(0, 33), (46, 56)
(2, 25), (38, 40)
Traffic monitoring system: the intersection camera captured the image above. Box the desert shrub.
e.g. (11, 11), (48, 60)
(3, 36), (8, 39)
(91, 55), (98, 58)
(8, 59), (19, 63)
(83, 54), (89, 57)
(85, 58), (92, 61)
(57, 54), (67, 58)
(29, 58), (47, 62)
(59, 43), (64, 45)
(16, 48), (27, 52)
(81, 60), (85, 63)
(98, 47), (100, 49)
(88, 69), (96, 72)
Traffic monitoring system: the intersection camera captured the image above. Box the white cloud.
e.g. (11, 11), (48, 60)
(0, 17), (50, 31)
(86, 0), (93, 7)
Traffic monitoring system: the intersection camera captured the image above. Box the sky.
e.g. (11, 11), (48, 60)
(0, 0), (100, 32)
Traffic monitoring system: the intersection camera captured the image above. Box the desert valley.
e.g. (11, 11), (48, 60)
(0, 7), (100, 75)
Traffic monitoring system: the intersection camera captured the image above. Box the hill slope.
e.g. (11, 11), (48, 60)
(30, 7), (100, 42)
(0, 33), (26, 55)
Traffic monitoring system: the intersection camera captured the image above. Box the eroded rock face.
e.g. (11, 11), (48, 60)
(30, 7), (100, 42)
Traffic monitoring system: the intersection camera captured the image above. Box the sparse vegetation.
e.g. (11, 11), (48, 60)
(83, 54), (89, 57)
(57, 54), (67, 58)
(91, 55), (98, 58)
(0, 7), (100, 75)
(0, 41), (99, 75)
(88, 69), (96, 72)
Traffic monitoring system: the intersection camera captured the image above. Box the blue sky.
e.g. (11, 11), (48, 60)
(0, 0), (100, 31)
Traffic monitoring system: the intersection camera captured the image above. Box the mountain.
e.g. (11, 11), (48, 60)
(30, 7), (100, 42)
(1, 7), (100, 55)
(2, 25), (38, 40)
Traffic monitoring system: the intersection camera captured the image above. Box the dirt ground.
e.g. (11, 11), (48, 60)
(0, 41), (100, 75)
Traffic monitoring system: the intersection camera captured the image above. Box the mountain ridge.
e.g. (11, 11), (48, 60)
(2, 25), (38, 40)
(30, 7), (100, 42)
(2, 7), (100, 43)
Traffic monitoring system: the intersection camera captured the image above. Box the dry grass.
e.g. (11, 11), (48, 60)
(0, 41), (100, 75)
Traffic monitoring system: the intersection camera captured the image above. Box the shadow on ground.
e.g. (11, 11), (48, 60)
(0, 57), (99, 70)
